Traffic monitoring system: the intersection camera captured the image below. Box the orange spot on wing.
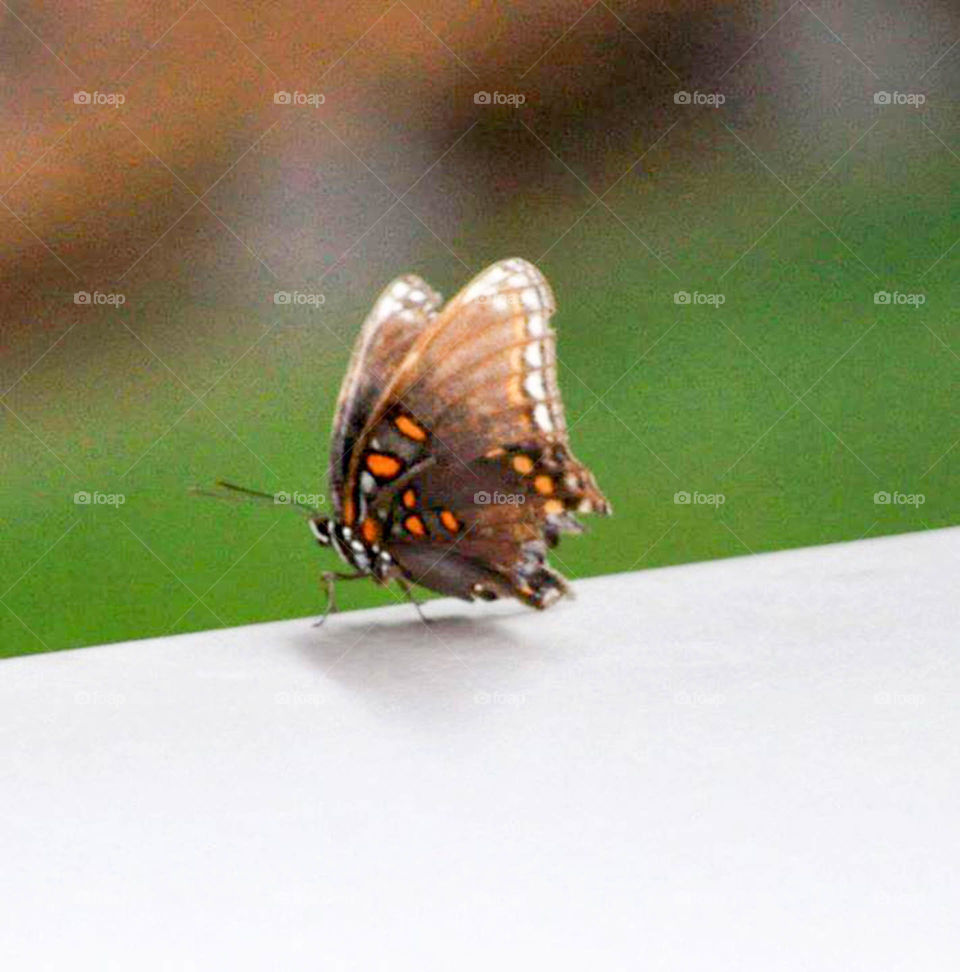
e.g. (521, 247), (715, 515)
(366, 453), (403, 479)
(512, 454), (534, 475)
(439, 510), (461, 533)
(394, 414), (428, 442)
(343, 496), (356, 526)
(534, 474), (554, 495)
(403, 514), (426, 537)
(361, 517), (380, 544)
(544, 498), (564, 516)
(402, 489), (416, 509)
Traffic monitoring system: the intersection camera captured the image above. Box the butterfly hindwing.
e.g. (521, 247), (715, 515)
(375, 448), (583, 607)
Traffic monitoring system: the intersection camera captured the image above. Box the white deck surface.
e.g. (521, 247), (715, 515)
(1, 527), (958, 971)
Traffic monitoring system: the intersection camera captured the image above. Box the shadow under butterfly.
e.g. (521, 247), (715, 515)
(201, 258), (611, 623)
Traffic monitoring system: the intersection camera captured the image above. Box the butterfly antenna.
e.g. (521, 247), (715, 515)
(190, 480), (320, 516)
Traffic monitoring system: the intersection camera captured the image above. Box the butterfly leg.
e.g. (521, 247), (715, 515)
(396, 577), (431, 625)
(313, 571), (366, 627)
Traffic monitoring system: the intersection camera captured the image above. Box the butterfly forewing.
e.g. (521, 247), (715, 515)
(373, 259), (566, 461)
(329, 274), (441, 523)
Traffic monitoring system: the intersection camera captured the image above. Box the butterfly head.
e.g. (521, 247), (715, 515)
(308, 516), (333, 546)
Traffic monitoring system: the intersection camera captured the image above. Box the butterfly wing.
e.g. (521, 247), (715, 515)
(376, 448), (585, 608)
(340, 258), (610, 608)
(328, 274), (442, 520)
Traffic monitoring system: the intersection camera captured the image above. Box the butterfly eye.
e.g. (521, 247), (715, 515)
(309, 517), (332, 545)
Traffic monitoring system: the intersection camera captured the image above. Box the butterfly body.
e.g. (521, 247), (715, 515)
(308, 517), (391, 579)
(310, 258), (611, 613)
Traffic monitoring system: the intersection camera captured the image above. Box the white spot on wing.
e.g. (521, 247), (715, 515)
(360, 471), (376, 494)
(462, 280), (491, 303)
(521, 288), (540, 311)
(378, 297), (402, 317)
(524, 371), (546, 401)
(527, 314), (546, 338)
(533, 402), (554, 432)
(524, 342), (543, 368)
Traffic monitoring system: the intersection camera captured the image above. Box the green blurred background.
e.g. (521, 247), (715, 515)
(1, 1), (957, 657)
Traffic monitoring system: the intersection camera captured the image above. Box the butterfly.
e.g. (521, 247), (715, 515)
(213, 258), (610, 620)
